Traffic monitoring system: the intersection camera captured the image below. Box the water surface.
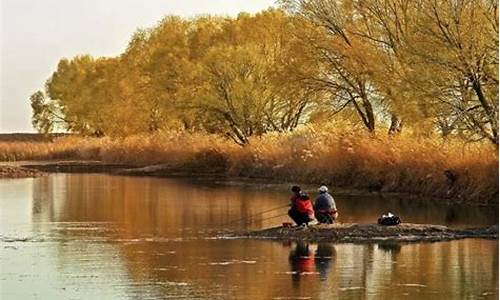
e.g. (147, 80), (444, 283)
(1, 174), (498, 299)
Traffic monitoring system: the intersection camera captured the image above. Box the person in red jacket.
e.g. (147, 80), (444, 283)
(288, 191), (314, 226)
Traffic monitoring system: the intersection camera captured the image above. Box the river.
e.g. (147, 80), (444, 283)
(1, 174), (498, 299)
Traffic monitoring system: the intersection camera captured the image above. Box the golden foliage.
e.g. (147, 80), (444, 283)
(31, 4), (498, 145)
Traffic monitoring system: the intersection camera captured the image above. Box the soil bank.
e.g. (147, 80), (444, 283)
(237, 223), (499, 243)
(2, 160), (498, 207)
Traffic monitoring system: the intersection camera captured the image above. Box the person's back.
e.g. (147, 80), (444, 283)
(296, 196), (314, 216)
(314, 186), (338, 224)
(314, 192), (336, 211)
(288, 191), (314, 226)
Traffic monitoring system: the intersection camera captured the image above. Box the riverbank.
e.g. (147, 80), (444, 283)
(0, 129), (498, 205)
(238, 223), (499, 243)
(0, 159), (495, 209)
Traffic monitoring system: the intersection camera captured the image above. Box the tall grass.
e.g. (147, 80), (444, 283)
(1, 126), (497, 204)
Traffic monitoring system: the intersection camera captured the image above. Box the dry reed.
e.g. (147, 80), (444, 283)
(0, 127), (497, 204)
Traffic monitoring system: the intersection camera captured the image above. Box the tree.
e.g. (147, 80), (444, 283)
(32, 4), (497, 146)
(46, 56), (105, 135)
(281, 0), (386, 132)
(188, 10), (320, 144)
(282, 0), (498, 142)
(192, 45), (270, 145)
(407, 0), (498, 144)
(30, 91), (55, 134)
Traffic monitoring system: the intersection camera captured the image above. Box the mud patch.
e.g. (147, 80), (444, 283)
(0, 166), (45, 178)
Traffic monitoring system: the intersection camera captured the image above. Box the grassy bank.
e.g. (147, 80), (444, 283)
(1, 126), (497, 205)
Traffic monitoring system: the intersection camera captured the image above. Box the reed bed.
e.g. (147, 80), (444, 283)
(0, 127), (497, 204)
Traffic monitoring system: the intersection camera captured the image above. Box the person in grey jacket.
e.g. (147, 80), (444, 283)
(314, 185), (338, 224)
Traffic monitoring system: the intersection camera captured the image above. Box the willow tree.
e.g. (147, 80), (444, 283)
(30, 90), (59, 134)
(45, 56), (124, 136)
(45, 56), (102, 135)
(281, 0), (387, 133)
(282, 0), (499, 142)
(187, 10), (321, 144)
(138, 17), (197, 132)
(407, 0), (499, 144)
(192, 45), (267, 145)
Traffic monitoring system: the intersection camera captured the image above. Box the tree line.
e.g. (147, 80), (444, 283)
(31, 1), (498, 146)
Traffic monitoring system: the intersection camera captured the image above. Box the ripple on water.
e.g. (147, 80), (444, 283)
(397, 283), (427, 288)
(204, 260), (257, 266)
(339, 287), (365, 292)
(274, 271), (319, 275)
(272, 297), (313, 300)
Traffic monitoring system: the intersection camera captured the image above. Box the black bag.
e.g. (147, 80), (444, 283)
(378, 213), (401, 226)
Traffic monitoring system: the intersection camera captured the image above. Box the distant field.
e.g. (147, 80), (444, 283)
(0, 133), (72, 142)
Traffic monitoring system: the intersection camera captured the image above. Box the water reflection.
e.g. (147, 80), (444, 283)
(0, 174), (498, 299)
(289, 242), (314, 286)
(377, 242), (402, 254)
(315, 243), (335, 281)
(287, 242), (337, 284)
(27, 174), (499, 233)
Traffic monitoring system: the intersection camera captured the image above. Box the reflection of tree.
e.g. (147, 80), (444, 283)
(26, 175), (499, 299)
(288, 242), (313, 287)
(29, 174), (306, 298)
(314, 243), (335, 281)
(31, 176), (56, 223)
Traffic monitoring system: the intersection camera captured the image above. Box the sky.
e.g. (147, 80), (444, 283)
(0, 0), (276, 133)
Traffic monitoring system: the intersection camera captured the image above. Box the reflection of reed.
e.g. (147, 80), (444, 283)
(32, 174), (288, 236)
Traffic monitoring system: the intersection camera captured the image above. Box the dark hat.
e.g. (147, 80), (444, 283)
(291, 185), (301, 192)
(299, 191), (309, 199)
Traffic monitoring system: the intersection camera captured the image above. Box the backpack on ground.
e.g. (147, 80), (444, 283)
(377, 212), (401, 226)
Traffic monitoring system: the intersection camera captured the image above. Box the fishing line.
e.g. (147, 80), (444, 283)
(222, 203), (290, 226)
(254, 212), (290, 224)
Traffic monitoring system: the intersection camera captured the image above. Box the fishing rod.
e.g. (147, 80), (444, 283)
(222, 203), (290, 226)
(225, 211), (290, 228)
(254, 212), (290, 224)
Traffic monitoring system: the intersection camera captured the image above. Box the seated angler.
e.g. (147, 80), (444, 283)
(288, 191), (314, 227)
(314, 185), (338, 224)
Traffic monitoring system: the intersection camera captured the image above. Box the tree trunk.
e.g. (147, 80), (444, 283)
(351, 96), (376, 132)
(388, 114), (403, 135)
(471, 79), (498, 145)
(361, 95), (376, 132)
